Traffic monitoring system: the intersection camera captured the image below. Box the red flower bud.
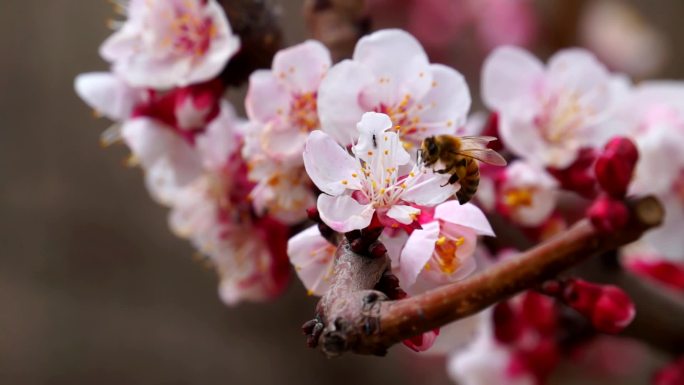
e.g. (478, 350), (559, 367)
(493, 301), (522, 343)
(591, 285), (636, 334)
(403, 328), (440, 352)
(595, 137), (639, 199)
(587, 195), (629, 233)
(654, 357), (684, 385)
(561, 279), (635, 334)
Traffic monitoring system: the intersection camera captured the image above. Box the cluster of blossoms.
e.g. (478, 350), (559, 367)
(77, 2), (495, 310)
(76, 1), (684, 384)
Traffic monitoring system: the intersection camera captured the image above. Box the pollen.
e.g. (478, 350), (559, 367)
(504, 188), (534, 208)
(341, 180), (348, 185)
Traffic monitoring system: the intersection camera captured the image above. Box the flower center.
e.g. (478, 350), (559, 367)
(165, 3), (217, 58)
(504, 187), (534, 208)
(290, 92), (319, 132)
(375, 94), (446, 150)
(535, 91), (594, 145)
(432, 235), (465, 275)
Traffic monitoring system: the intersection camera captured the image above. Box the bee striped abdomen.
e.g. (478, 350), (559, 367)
(455, 158), (481, 204)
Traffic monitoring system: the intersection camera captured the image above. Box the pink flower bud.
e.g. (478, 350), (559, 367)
(562, 279), (635, 334)
(403, 328), (440, 352)
(595, 137), (639, 198)
(591, 285), (636, 334)
(587, 195), (629, 233)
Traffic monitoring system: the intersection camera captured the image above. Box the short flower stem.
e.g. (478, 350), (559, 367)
(305, 196), (664, 357)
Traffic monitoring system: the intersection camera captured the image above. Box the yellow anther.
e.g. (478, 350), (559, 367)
(367, 151), (374, 156)
(351, 173), (358, 178)
(436, 236), (447, 246)
(384, 150), (389, 155)
(341, 180), (348, 185)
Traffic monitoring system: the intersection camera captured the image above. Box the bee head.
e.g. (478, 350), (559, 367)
(420, 136), (439, 165)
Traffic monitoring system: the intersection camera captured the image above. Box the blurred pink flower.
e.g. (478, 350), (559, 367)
(496, 160), (558, 227)
(101, 0), (239, 88)
(482, 46), (622, 168)
(368, 0), (537, 55)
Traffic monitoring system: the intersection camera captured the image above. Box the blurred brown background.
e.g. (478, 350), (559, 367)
(0, 1), (682, 384)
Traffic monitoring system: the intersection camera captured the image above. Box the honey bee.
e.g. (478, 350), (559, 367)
(420, 135), (507, 204)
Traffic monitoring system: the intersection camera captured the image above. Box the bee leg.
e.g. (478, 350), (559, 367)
(441, 173), (459, 187)
(436, 168), (449, 174)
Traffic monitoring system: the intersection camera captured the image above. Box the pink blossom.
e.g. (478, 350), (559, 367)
(303, 112), (457, 232)
(287, 225), (337, 296)
(318, 29), (471, 149)
(448, 310), (535, 385)
(607, 82), (684, 260)
(101, 0), (240, 89)
(399, 201), (493, 292)
(497, 160), (558, 227)
(483, 46), (622, 168)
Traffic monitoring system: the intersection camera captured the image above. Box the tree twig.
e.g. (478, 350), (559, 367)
(303, 196), (664, 357)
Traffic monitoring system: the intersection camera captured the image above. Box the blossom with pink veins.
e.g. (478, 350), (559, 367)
(245, 40), (331, 163)
(606, 82), (684, 261)
(482, 46), (622, 169)
(399, 201), (494, 294)
(240, 41), (331, 223)
(317, 29), (471, 149)
(496, 160), (558, 227)
(101, 0), (240, 89)
(167, 106), (290, 305)
(303, 112), (457, 233)
(75, 71), (226, 204)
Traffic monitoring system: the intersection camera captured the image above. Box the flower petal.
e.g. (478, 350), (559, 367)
(482, 45), (544, 111)
(386, 204), (421, 225)
(287, 225), (336, 296)
(413, 64), (471, 136)
(74, 72), (141, 121)
(303, 130), (360, 195)
(273, 40), (332, 93)
(402, 172), (458, 206)
(317, 194), (375, 232)
(318, 60), (375, 146)
(245, 70), (291, 124)
(354, 29), (432, 106)
(400, 221), (439, 288)
(435, 201), (495, 237)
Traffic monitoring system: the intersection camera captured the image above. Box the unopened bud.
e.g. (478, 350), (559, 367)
(587, 195), (629, 233)
(595, 137), (639, 199)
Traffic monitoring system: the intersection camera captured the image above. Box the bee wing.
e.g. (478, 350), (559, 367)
(459, 148), (508, 166)
(458, 136), (499, 150)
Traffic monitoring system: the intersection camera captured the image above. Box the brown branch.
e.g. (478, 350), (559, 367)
(304, 196), (664, 357)
(303, 0), (370, 62)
